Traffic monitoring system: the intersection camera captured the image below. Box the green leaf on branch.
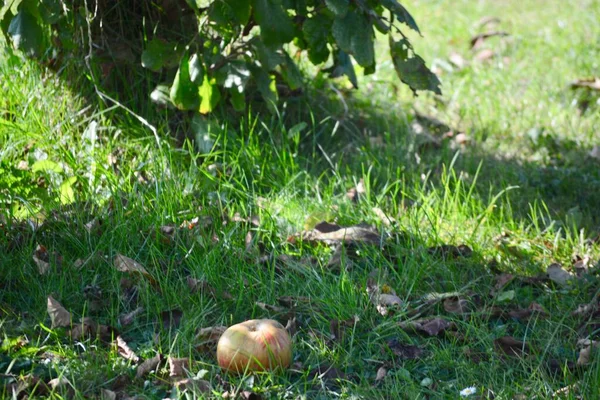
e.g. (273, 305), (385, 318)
(199, 77), (221, 114)
(252, 0), (295, 46)
(302, 14), (331, 65)
(224, 0), (251, 25)
(381, 0), (420, 33)
(39, 0), (62, 24)
(141, 39), (179, 72)
(8, 8), (45, 56)
(170, 54), (200, 110)
(325, 0), (349, 17)
(250, 65), (278, 113)
(332, 10), (374, 67)
(325, 49), (358, 88)
(189, 54), (205, 84)
(389, 38), (441, 95)
(280, 53), (303, 90)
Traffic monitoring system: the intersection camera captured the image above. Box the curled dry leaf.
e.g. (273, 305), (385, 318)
(508, 302), (548, 321)
(572, 299), (599, 318)
(256, 301), (286, 313)
(286, 317), (297, 337)
(347, 178), (366, 202)
(101, 389), (117, 400)
(174, 378), (211, 393)
(547, 263), (575, 285)
(491, 273), (514, 295)
(115, 336), (139, 363)
(114, 254), (157, 288)
(387, 339), (424, 360)
(70, 317), (116, 342)
(119, 306), (144, 326)
(47, 295), (72, 328)
(195, 326), (227, 352)
(494, 336), (530, 357)
(399, 318), (453, 337)
(372, 207), (396, 227)
(443, 297), (470, 315)
(571, 77), (600, 91)
(290, 223), (382, 245)
(168, 356), (190, 378)
(161, 308), (183, 330)
(48, 376), (70, 390)
(136, 353), (163, 379)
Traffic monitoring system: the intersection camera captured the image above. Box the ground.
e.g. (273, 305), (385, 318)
(1, 0), (600, 398)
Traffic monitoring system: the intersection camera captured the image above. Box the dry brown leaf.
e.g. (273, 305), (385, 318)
(48, 376), (70, 390)
(547, 263), (575, 285)
(448, 52), (467, 69)
(285, 317), (297, 337)
(375, 366), (387, 382)
(114, 254), (151, 276)
(443, 297), (470, 315)
(474, 48), (495, 62)
(256, 301), (286, 313)
(69, 318), (116, 342)
(161, 309), (183, 330)
(33, 244), (51, 275)
(507, 303), (548, 321)
(195, 325), (227, 352)
(136, 353), (162, 379)
(116, 336), (139, 363)
(291, 223), (382, 245)
(387, 339), (424, 360)
(168, 356), (189, 378)
(174, 378), (211, 393)
(491, 273), (514, 295)
(101, 389), (117, 400)
(119, 306), (144, 326)
(244, 231), (254, 252)
(399, 318), (453, 336)
(572, 299), (599, 318)
(47, 295), (72, 328)
(494, 336), (530, 357)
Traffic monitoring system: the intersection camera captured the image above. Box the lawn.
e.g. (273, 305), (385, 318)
(1, 0), (600, 398)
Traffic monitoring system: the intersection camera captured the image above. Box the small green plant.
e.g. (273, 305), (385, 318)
(0, 0), (440, 115)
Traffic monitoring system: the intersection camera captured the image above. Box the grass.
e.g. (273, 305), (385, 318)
(2, 0), (600, 398)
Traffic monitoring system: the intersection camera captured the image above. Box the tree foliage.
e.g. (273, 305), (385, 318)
(0, 0), (441, 114)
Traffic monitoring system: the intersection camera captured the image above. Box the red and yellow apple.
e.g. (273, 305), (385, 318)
(216, 319), (292, 373)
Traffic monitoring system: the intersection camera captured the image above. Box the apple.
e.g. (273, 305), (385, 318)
(217, 319), (292, 373)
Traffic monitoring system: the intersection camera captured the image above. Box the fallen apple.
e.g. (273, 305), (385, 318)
(217, 319), (292, 373)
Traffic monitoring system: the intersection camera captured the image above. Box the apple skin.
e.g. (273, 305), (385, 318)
(217, 319), (292, 373)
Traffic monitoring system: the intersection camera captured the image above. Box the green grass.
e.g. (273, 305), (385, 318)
(2, 0), (600, 398)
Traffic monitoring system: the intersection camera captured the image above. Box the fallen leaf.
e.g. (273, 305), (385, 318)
(572, 299), (599, 318)
(33, 244), (50, 275)
(114, 254), (152, 279)
(119, 306), (145, 326)
(161, 309), (183, 330)
(448, 52), (467, 69)
(443, 297), (470, 314)
(168, 356), (189, 378)
(494, 336), (530, 357)
(285, 317), (297, 337)
(290, 223), (382, 245)
(174, 378), (211, 393)
(47, 295), (72, 328)
(491, 273), (514, 295)
(48, 376), (70, 390)
(547, 263), (574, 285)
(115, 336), (140, 363)
(195, 326), (227, 351)
(245, 231), (254, 252)
(101, 389), (117, 400)
(399, 318), (453, 336)
(136, 353), (163, 379)
(507, 303), (548, 321)
(387, 339), (424, 360)
(573, 255), (591, 277)
(347, 178), (366, 202)
(375, 366), (387, 382)
(470, 31), (510, 48)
